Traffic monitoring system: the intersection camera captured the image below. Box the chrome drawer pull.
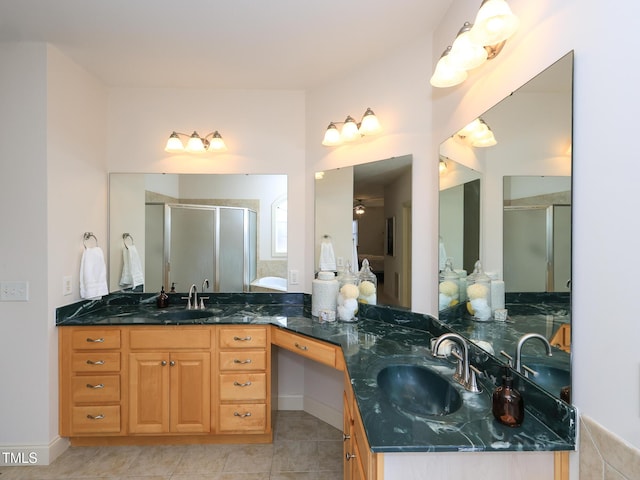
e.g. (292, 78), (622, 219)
(170, 361), (175, 367)
(233, 336), (252, 342)
(233, 359), (252, 364)
(161, 360), (167, 366)
(294, 342), (308, 351)
(86, 359), (105, 365)
(343, 433), (351, 442)
(86, 414), (105, 420)
(233, 411), (252, 418)
(345, 452), (357, 461)
(86, 383), (105, 389)
(86, 337), (105, 343)
(233, 381), (252, 387)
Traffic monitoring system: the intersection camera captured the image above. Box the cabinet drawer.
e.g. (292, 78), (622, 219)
(72, 375), (120, 403)
(219, 373), (266, 401)
(129, 328), (211, 350)
(219, 404), (266, 432)
(71, 329), (121, 350)
(219, 351), (266, 371)
(72, 353), (121, 373)
(272, 329), (337, 368)
(71, 405), (121, 434)
(219, 327), (267, 349)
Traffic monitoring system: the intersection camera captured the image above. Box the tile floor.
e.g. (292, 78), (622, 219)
(0, 411), (343, 480)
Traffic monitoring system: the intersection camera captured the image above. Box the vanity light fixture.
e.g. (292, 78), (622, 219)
(430, 0), (519, 88)
(439, 159), (448, 175)
(456, 118), (497, 147)
(165, 130), (227, 153)
(322, 108), (382, 147)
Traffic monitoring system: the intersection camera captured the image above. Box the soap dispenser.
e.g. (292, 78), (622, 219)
(492, 366), (524, 427)
(157, 286), (169, 308)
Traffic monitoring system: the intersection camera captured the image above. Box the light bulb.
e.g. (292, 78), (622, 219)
(430, 48), (468, 88)
(469, 0), (519, 46)
(448, 24), (488, 70)
(322, 123), (341, 146)
(341, 116), (360, 142)
(185, 132), (206, 152)
(208, 131), (227, 151)
(358, 108), (382, 136)
(165, 132), (184, 153)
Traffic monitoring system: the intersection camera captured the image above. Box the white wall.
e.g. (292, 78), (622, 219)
(0, 42), (50, 451)
(0, 43), (107, 463)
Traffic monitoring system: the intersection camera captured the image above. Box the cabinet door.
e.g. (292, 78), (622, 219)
(344, 393), (354, 480)
(129, 353), (170, 433)
(170, 352), (211, 433)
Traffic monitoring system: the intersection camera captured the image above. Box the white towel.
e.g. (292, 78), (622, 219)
(120, 245), (144, 289)
(80, 246), (109, 299)
(318, 237), (337, 271)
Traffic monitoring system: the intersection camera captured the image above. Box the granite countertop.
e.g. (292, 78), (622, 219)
(56, 292), (575, 454)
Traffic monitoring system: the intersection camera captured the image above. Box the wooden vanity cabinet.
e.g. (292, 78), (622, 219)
(59, 328), (123, 436)
(128, 328), (211, 434)
(343, 367), (382, 480)
(216, 326), (271, 434)
(272, 327), (341, 369)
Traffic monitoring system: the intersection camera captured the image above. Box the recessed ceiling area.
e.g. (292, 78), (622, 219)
(0, 0), (452, 89)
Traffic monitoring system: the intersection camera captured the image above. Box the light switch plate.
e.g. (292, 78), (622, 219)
(0, 281), (29, 301)
(289, 269), (299, 285)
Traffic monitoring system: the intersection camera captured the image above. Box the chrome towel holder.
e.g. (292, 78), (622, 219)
(83, 232), (98, 249)
(122, 233), (134, 249)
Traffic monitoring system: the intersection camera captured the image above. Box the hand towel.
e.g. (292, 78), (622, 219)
(120, 245), (144, 289)
(80, 246), (109, 299)
(318, 237), (337, 271)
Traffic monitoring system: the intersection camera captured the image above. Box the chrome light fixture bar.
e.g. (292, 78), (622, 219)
(165, 130), (227, 153)
(430, 0), (519, 89)
(322, 108), (382, 147)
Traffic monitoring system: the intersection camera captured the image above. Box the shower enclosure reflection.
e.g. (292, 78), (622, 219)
(109, 173), (287, 293)
(146, 204), (257, 293)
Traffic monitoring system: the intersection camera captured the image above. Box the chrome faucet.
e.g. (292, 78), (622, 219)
(184, 284), (198, 310)
(432, 333), (481, 393)
(199, 279), (210, 309)
(514, 333), (552, 374)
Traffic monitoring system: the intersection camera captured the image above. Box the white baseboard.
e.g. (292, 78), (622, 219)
(277, 393), (304, 411)
(276, 393), (342, 431)
(0, 436), (69, 466)
(303, 395), (343, 431)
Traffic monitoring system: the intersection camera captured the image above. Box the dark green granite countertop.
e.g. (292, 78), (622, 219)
(56, 292), (575, 453)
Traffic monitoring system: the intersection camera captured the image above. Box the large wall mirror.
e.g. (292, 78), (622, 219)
(315, 155), (412, 308)
(109, 173), (287, 294)
(438, 52), (573, 401)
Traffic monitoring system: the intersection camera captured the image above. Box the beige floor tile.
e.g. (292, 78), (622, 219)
(222, 444), (274, 473)
(0, 411), (342, 480)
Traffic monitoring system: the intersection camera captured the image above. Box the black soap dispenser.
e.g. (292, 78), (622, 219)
(157, 286), (169, 308)
(492, 366), (524, 427)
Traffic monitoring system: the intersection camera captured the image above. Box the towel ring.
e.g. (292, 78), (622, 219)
(83, 232), (98, 249)
(122, 233), (134, 249)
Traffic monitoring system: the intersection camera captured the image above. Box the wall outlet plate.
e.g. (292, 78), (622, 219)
(0, 281), (29, 302)
(63, 276), (72, 296)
